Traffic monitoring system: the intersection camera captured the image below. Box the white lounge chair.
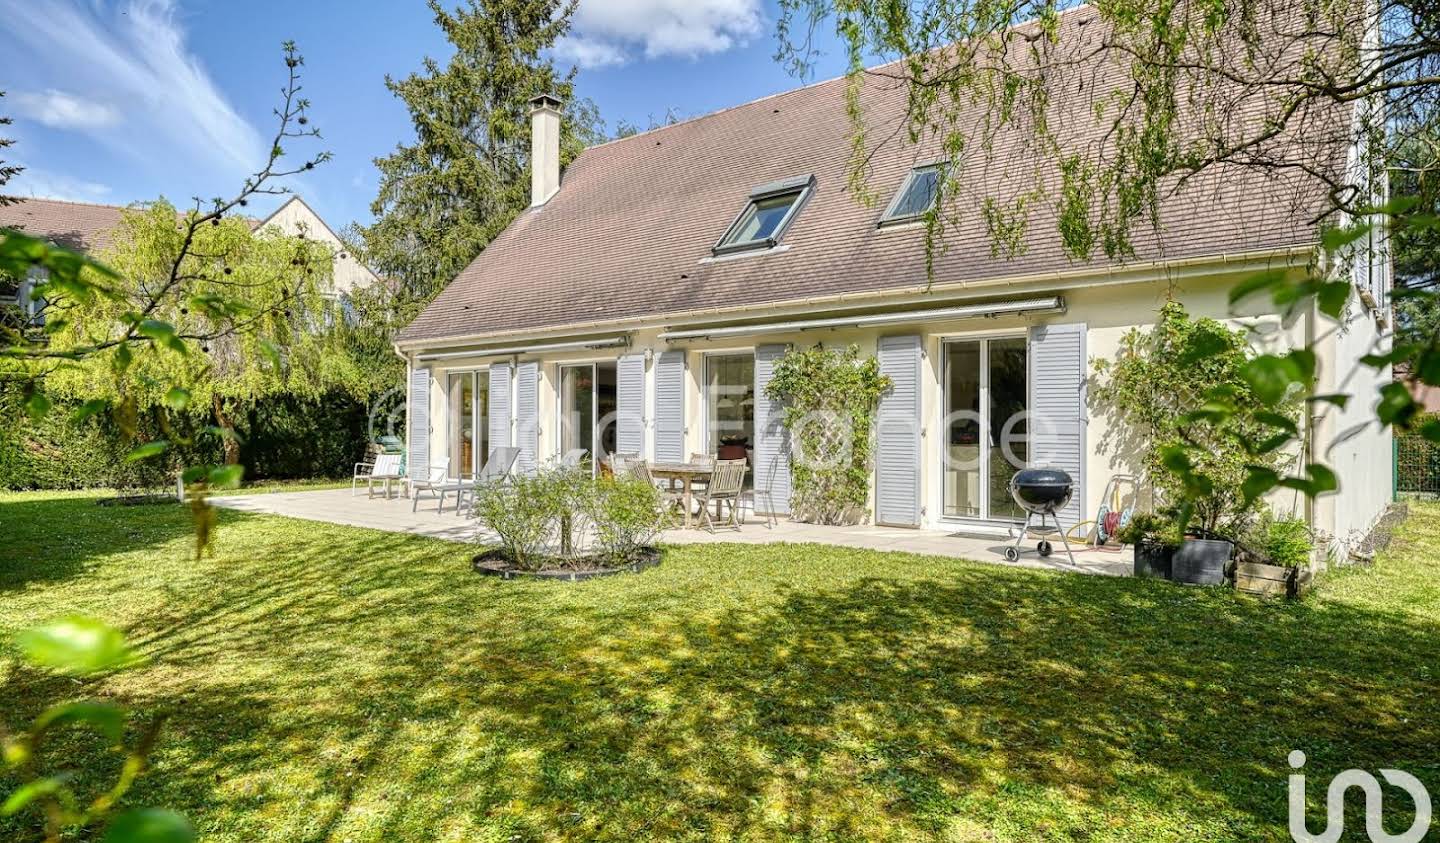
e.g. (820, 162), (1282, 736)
(450, 447), (521, 516)
(408, 459), (452, 512)
(356, 453), (404, 498)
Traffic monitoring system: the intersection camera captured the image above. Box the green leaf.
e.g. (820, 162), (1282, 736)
(126, 440), (170, 462)
(1178, 330), (1232, 365)
(34, 701), (126, 745)
(1320, 223), (1370, 252)
(1419, 418), (1440, 443)
(23, 391), (52, 421)
(1377, 382), (1418, 427)
(1, 775), (72, 817)
(181, 466), (208, 484)
(1417, 349), (1440, 386)
(15, 616), (138, 676)
(1228, 269), (1288, 307)
(113, 342), (133, 374)
(1241, 355), (1301, 405)
(102, 809), (196, 843)
(1307, 393), (1350, 409)
(1254, 411), (1298, 436)
(163, 387), (191, 412)
(258, 339), (282, 369)
(1316, 281), (1352, 319)
(208, 465), (244, 489)
(1242, 467), (1280, 505)
(71, 399), (110, 424)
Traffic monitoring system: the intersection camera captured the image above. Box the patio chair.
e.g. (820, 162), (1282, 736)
(743, 457), (782, 529)
(451, 447), (521, 516)
(357, 453), (404, 498)
(697, 459), (748, 533)
(408, 458), (452, 512)
(607, 452), (639, 477)
(688, 452), (714, 491)
(559, 448), (589, 470)
(629, 460), (684, 528)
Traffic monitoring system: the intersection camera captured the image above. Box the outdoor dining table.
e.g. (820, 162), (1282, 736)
(647, 461), (715, 529)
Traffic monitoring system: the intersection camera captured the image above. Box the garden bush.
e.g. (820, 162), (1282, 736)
(764, 343), (890, 525)
(1238, 509), (1313, 568)
(473, 467), (664, 570)
(1092, 301), (1301, 536)
(0, 387), (371, 490)
(582, 474), (664, 564)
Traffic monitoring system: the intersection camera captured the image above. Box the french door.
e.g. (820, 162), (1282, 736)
(558, 362), (618, 468)
(446, 372), (488, 479)
(942, 336), (1028, 521)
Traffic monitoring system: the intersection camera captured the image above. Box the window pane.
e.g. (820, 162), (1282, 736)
(987, 337), (1027, 520)
(724, 192), (799, 246)
(943, 341), (982, 518)
(888, 166), (940, 219)
(448, 372), (475, 479)
(560, 365), (595, 459)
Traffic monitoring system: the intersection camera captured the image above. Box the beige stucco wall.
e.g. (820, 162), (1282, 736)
(407, 261), (1390, 550)
(258, 197), (378, 295)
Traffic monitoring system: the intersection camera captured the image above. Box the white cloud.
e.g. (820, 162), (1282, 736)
(0, 0), (265, 186)
(555, 0), (765, 68)
(13, 90), (122, 130)
(9, 167), (112, 203)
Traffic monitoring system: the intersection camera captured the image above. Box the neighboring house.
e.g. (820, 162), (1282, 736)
(0, 194), (379, 321)
(395, 15), (1393, 551)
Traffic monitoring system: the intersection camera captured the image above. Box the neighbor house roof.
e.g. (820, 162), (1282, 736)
(399, 8), (1345, 347)
(0, 197), (131, 252)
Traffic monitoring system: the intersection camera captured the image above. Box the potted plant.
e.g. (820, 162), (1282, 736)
(1116, 512), (1181, 579)
(1233, 510), (1314, 597)
(1171, 528), (1235, 586)
(718, 434), (749, 461)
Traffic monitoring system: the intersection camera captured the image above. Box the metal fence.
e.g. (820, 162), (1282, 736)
(1397, 434), (1440, 496)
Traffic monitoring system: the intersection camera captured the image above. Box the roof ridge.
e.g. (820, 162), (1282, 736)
(7, 195), (130, 211)
(579, 1), (1096, 155)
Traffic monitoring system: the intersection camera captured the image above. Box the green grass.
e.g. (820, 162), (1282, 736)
(1, 492), (1437, 842)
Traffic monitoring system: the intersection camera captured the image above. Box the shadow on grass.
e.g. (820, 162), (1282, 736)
(3, 501), (1438, 841)
(0, 494), (198, 592)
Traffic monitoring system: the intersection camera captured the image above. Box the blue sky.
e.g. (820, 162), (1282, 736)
(0, 0), (850, 232)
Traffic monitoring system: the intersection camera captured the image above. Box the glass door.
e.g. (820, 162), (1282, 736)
(446, 372), (488, 479)
(559, 362), (617, 469)
(942, 337), (1028, 521)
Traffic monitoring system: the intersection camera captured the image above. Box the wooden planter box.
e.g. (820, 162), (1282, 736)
(1235, 562), (1314, 598)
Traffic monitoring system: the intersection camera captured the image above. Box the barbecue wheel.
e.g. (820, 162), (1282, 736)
(1037, 540), (1053, 557)
(1003, 547), (1020, 562)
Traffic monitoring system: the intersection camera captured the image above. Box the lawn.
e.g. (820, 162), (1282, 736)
(1, 492), (1437, 842)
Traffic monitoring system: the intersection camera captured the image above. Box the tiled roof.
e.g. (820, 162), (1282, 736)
(0, 197), (267, 254)
(396, 10), (1345, 345)
(0, 197), (130, 252)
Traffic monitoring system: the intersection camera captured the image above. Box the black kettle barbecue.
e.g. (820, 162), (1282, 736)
(1004, 468), (1077, 564)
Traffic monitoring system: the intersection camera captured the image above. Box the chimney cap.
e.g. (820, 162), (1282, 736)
(529, 92), (564, 112)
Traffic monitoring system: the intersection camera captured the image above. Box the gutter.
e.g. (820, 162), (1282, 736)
(395, 245), (1314, 354)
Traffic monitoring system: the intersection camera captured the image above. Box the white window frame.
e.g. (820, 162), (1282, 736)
(939, 332), (1028, 523)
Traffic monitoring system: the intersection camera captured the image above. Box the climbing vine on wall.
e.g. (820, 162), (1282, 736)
(765, 343), (891, 525)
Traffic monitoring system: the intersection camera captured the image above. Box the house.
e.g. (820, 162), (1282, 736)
(395, 15), (1393, 551)
(0, 194), (379, 321)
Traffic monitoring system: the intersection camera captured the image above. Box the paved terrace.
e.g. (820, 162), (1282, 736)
(212, 488), (1133, 577)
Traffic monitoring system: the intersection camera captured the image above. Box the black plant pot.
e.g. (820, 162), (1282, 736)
(1133, 541), (1175, 579)
(1171, 539), (1233, 586)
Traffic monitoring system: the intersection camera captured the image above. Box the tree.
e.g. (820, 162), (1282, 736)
(0, 43), (330, 549)
(43, 200), (361, 465)
(358, 0), (605, 319)
(0, 91), (20, 206)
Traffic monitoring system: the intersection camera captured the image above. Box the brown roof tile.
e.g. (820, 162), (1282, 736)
(399, 11), (1344, 345)
(0, 197), (129, 252)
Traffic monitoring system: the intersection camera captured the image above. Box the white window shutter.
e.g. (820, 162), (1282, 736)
(616, 353), (646, 457)
(514, 360), (540, 473)
(407, 366), (431, 476)
(488, 362), (513, 450)
(876, 335), (922, 526)
(1027, 322), (1087, 527)
(653, 351), (685, 462)
(753, 344), (792, 516)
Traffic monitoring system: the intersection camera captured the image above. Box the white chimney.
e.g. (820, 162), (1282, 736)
(529, 93), (563, 207)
